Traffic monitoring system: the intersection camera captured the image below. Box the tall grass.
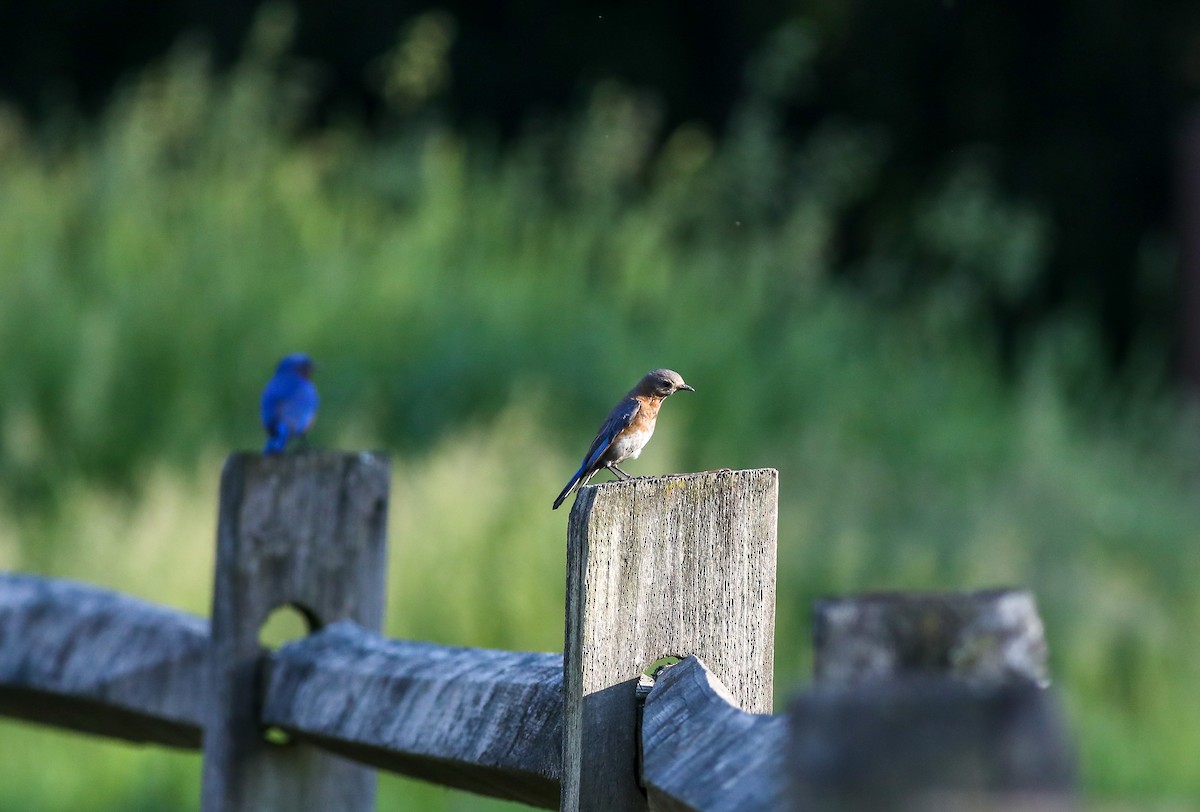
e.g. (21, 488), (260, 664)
(2, 19), (1199, 809)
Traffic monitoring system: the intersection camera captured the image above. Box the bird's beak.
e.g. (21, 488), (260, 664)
(680, 383), (695, 392)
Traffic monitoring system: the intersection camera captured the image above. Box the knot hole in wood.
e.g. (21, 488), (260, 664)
(257, 602), (321, 748)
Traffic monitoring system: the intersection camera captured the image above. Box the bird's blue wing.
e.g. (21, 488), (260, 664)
(261, 376), (290, 453)
(261, 375), (318, 454)
(260, 375), (289, 432)
(279, 380), (319, 434)
(552, 397), (640, 509)
(581, 397), (639, 472)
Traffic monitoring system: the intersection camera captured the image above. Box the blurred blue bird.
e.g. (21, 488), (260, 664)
(260, 353), (319, 455)
(553, 368), (694, 510)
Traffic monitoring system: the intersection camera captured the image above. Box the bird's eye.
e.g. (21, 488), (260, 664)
(659, 379), (672, 389)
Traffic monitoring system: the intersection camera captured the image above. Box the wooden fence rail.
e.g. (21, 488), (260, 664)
(0, 571), (208, 747)
(0, 451), (1077, 810)
(263, 622), (563, 808)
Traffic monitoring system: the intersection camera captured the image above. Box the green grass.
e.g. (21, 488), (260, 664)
(2, 31), (1200, 810)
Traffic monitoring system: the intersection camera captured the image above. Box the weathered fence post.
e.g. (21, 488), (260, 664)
(795, 588), (1076, 810)
(812, 588), (1050, 687)
(562, 469), (778, 812)
(201, 451), (390, 812)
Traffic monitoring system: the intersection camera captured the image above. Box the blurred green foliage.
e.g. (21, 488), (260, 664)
(2, 19), (1200, 810)
(3, 0), (1190, 377)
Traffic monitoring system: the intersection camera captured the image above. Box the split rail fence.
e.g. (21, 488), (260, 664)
(0, 452), (1077, 810)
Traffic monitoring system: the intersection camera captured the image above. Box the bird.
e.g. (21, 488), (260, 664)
(553, 368), (694, 510)
(260, 353), (319, 454)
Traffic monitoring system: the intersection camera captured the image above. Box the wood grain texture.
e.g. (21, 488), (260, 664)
(262, 621), (563, 808)
(563, 468), (778, 812)
(640, 657), (787, 812)
(201, 451), (390, 812)
(0, 572), (208, 747)
(789, 678), (1077, 811)
(813, 588), (1049, 688)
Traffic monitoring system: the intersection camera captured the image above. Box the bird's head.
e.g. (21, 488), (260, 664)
(638, 368), (694, 399)
(276, 353), (316, 379)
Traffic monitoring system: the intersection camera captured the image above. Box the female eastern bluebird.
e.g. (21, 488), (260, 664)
(552, 368), (694, 510)
(260, 353), (319, 454)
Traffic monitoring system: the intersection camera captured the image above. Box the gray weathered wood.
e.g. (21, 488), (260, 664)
(262, 621), (563, 808)
(640, 657), (787, 812)
(201, 451), (390, 812)
(563, 468), (778, 812)
(789, 678), (1077, 811)
(0, 572), (208, 747)
(813, 588), (1049, 688)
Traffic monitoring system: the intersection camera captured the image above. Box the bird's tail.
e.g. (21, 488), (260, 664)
(552, 466), (587, 510)
(263, 431), (288, 455)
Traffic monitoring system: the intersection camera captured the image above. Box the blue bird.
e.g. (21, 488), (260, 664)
(553, 368), (694, 510)
(260, 353), (319, 455)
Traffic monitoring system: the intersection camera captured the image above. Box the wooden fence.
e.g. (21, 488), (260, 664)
(0, 451), (1077, 810)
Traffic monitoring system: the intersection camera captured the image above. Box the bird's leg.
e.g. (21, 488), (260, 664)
(610, 464), (633, 480)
